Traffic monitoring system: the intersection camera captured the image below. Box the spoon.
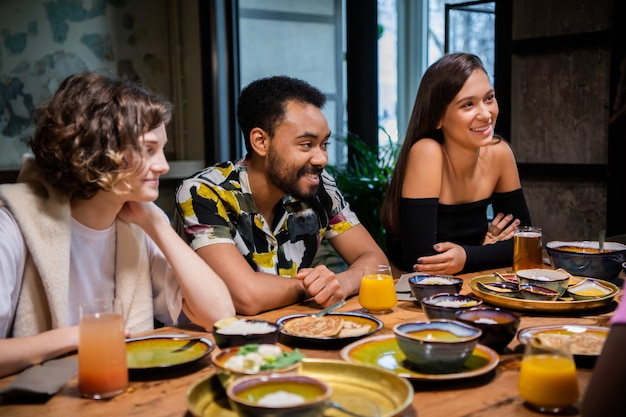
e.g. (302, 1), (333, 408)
(327, 400), (380, 417)
(599, 229), (605, 253)
(315, 299), (346, 317)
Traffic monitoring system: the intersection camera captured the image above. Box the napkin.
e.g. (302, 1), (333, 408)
(0, 357), (77, 401)
(396, 272), (421, 301)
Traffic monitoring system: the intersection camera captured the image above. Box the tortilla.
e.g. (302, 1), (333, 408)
(337, 321), (371, 338)
(283, 316), (344, 338)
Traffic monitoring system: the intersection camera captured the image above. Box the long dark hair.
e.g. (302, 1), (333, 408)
(379, 53), (488, 237)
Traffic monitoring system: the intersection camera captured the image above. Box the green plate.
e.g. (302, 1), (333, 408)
(340, 334), (499, 381)
(126, 335), (214, 370)
(186, 358), (413, 417)
(469, 274), (619, 313)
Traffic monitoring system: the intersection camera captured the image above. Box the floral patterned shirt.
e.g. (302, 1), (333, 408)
(174, 158), (360, 277)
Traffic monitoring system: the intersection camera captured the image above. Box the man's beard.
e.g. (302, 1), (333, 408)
(267, 149), (321, 201)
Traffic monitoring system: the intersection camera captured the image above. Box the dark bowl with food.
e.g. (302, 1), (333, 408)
(455, 307), (521, 353)
(407, 274), (463, 306)
(212, 318), (281, 349)
(420, 293), (482, 321)
(547, 240), (626, 283)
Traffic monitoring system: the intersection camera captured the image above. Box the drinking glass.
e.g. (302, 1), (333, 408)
(358, 265), (397, 314)
(78, 299), (128, 399)
(513, 226), (543, 272)
(518, 337), (579, 413)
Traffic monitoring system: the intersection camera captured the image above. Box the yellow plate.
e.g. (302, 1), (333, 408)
(469, 274), (619, 313)
(186, 358), (413, 417)
(340, 334), (499, 381)
(126, 335), (214, 370)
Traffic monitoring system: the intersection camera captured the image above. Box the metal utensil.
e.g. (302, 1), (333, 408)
(599, 229), (605, 253)
(172, 338), (202, 353)
(327, 400), (380, 417)
(315, 299), (346, 317)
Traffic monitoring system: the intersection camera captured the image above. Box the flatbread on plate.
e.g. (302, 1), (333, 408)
(283, 316), (344, 337)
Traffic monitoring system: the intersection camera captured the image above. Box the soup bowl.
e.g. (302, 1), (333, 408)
(393, 320), (482, 373)
(212, 318), (280, 348)
(226, 374), (331, 417)
(547, 241), (626, 283)
(407, 274), (463, 306)
(420, 293), (483, 320)
(455, 307), (521, 353)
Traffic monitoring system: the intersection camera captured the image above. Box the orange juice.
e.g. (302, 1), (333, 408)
(78, 313), (128, 399)
(518, 354), (579, 410)
(359, 273), (397, 313)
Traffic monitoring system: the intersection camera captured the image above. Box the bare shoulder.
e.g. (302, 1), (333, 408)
(485, 137), (517, 164)
(408, 138), (444, 164)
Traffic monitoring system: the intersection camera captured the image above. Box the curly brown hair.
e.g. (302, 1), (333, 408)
(29, 72), (173, 199)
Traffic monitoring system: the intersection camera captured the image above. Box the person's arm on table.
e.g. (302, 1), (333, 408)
(321, 224), (389, 298)
(118, 202), (235, 329)
(197, 243), (309, 316)
(0, 326), (78, 378)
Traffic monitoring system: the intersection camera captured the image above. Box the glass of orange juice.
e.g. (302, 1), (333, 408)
(518, 337), (579, 413)
(358, 265), (397, 314)
(78, 299), (128, 399)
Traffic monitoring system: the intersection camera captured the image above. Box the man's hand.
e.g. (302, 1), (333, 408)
(295, 265), (347, 307)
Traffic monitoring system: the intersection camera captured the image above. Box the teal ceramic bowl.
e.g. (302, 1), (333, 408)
(393, 320), (482, 373)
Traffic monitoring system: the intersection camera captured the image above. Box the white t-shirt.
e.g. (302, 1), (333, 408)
(0, 207), (182, 337)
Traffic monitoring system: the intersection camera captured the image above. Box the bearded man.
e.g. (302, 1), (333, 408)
(175, 76), (387, 315)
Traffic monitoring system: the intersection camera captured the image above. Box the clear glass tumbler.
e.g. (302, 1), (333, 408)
(358, 264), (397, 314)
(518, 337), (579, 413)
(78, 299), (128, 399)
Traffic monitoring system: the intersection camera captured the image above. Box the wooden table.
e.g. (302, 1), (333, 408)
(0, 268), (620, 417)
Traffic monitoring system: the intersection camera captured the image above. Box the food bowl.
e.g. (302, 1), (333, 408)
(566, 278), (613, 301)
(407, 274), (463, 306)
(393, 320), (482, 373)
(226, 373), (331, 417)
(516, 268), (570, 297)
(519, 283), (560, 301)
(476, 281), (521, 298)
(212, 318), (280, 348)
(547, 241), (626, 283)
(211, 344), (304, 387)
(420, 293), (482, 320)
(455, 307), (521, 353)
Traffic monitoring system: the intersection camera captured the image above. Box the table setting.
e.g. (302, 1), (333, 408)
(1, 233), (624, 416)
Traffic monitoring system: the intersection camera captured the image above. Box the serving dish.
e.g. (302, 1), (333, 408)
(276, 312), (383, 349)
(126, 335), (214, 371)
(517, 325), (609, 367)
(469, 274), (618, 313)
(187, 358), (413, 417)
(340, 334), (498, 381)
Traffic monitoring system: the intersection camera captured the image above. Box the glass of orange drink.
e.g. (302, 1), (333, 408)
(78, 299), (128, 399)
(358, 264), (397, 314)
(518, 337), (579, 413)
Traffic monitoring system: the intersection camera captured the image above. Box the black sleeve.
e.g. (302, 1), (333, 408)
(395, 197), (439, 271)
(462, 188), (532, 273)
(492, 188), (532, 227)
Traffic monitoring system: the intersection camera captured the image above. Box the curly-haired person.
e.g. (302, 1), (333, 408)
(0, 72), (234, 377)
